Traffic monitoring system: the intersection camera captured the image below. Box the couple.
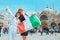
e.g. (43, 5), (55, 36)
(8, 9), (28, 40)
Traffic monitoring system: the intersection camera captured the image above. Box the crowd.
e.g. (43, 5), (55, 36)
(29, 22), (60, 36)
(0, 22), (60, 36)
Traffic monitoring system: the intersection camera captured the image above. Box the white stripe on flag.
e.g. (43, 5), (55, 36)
(23, 18), (33, 31)
(23, 13), (33, 31)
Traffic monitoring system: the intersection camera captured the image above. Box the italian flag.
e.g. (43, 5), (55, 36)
(18, 14), (41, 34)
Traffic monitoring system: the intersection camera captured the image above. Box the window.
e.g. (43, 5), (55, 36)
(40, 15), (48, 20)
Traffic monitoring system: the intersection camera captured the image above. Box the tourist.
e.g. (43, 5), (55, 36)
(0, 25), (3, 37)
(58, 23), (60, 33)
(49, 27), (54, 34)
(53, 23), (57, 36)
(18, 9), (28, 40)
(0, 26), (2, 36)
(3, 27), (8, 34)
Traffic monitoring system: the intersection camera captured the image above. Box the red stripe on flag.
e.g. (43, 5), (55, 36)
(18, 22), (25, 34)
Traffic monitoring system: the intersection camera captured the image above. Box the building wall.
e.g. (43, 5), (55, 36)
(0, 12), (10, 27)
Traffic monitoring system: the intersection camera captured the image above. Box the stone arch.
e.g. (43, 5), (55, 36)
(40, 15), (48, 20)
(50, 22), (56, 27)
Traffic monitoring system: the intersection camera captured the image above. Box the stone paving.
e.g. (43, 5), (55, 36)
(0, 33), (60, 40)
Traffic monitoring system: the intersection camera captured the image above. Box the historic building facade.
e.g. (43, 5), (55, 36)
(0, 8), (12, 27)
(36, 7), (60, 31)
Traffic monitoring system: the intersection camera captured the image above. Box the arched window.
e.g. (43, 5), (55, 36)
(40, 15), (48, 20)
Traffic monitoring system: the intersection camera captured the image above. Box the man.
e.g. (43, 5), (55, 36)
(18, 8), (28, 40)
(0, 26), (1, 36)
(0, 25), (3, 37)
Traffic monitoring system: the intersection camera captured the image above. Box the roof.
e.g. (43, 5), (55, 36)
(42, 7), (54, 14)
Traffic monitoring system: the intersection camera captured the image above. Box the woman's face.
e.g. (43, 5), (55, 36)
(16, 13), (20, 18)
(18, 10), (23, 15)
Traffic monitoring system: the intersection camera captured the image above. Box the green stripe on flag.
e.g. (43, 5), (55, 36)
(29, 14), (41, 28)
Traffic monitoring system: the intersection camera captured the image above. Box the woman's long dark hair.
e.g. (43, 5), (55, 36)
(58, 23), (60, 27)
(18, 12), (25, 22)
(15, 12), (20, 17)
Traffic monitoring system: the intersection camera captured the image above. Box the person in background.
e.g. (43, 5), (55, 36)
(0, 25), (3, 37)
(18, 9), (28, 40)
(38, 26), (43, 36)
(0, 26), (1, 36)
(58, 23), (60, 33)
(51, 22), (57, 36)
(8, 12), (20, 40)
(53, 23), (57, 36)
(40, 26), (43, 36)
(3, 27), (8, 34)
(42, 26), (49, 35)
(49, 27), (54, 35)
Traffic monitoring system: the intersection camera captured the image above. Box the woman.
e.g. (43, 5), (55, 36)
(53, 24), (57, 32)
(18, 9), (28, 40)
(53, 24), (57, 36)
(51, 22), (57, 36)
(8, 12), (20, 40)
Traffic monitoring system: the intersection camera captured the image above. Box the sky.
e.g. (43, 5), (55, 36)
(0, 0), (60, 14)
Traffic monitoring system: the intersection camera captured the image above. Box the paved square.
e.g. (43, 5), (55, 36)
(0, 33), (60, 40)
